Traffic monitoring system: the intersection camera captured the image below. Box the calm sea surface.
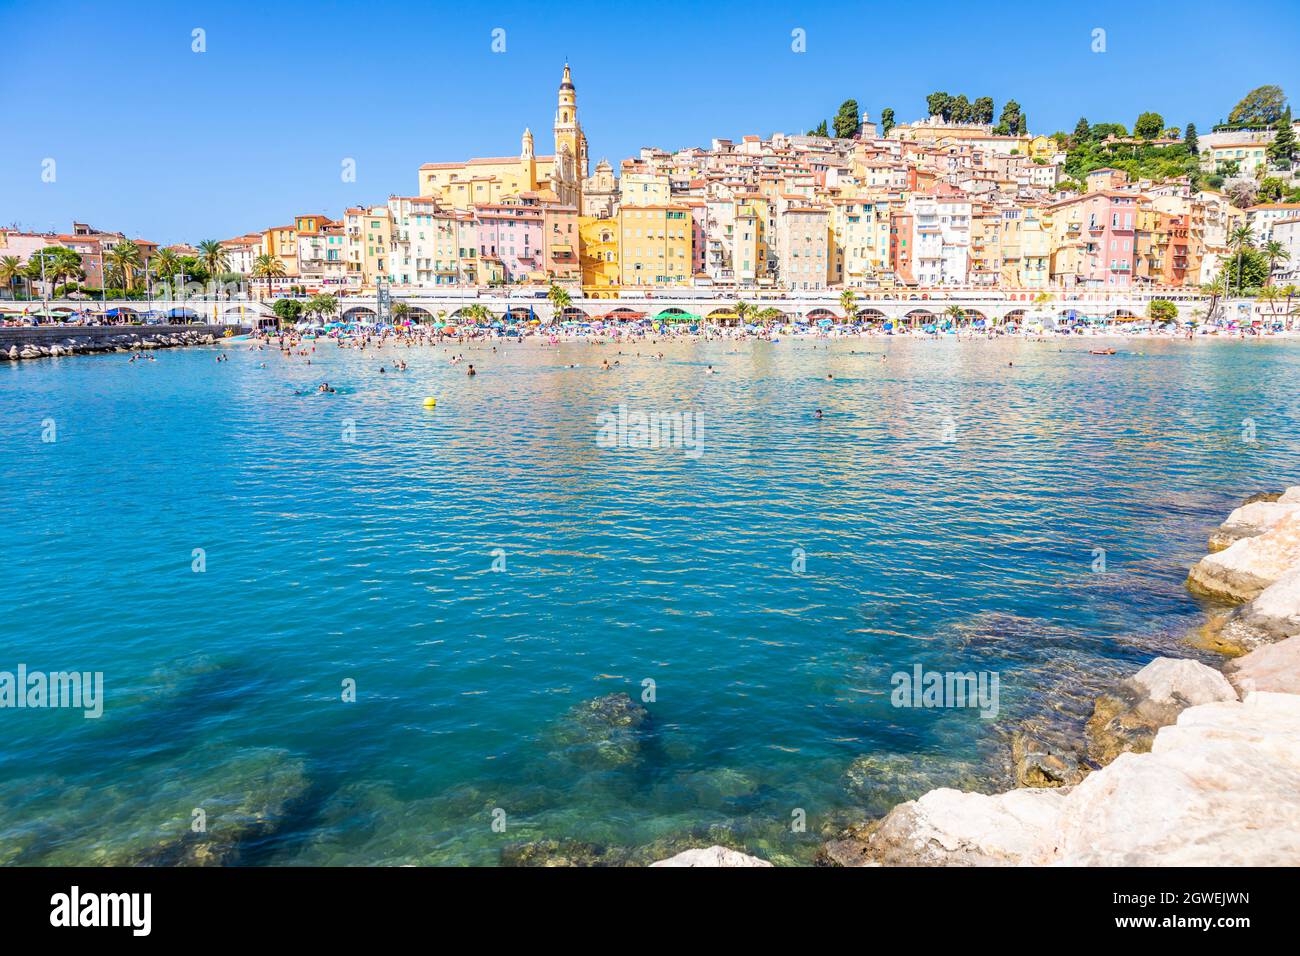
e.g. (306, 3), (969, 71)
(1, 335), (1297, 865)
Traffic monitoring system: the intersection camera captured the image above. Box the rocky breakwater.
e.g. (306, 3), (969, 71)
(2, 326), (223, 361)
(816, 488), (1300, 867)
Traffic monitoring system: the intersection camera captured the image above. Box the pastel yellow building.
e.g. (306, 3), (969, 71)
(579, 216), (620, 296)
(619, 205), (692, 287)
(418, 65), (586, 210)
(830, 197), (891, 287)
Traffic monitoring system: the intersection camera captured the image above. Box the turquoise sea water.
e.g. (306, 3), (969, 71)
(1, 335), (1297, 865)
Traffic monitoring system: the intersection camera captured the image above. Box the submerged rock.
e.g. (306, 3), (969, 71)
(500, 838), (630, 867)
(547, 693), (652, 769)
(1187, 511), (1300, 603)
(842, 753), (994, 815)
(651, 845), (773, 867)
(1085, 657), (1237, 765)
(13, 747), (310, 867)
(1011, 733), (1086, 788)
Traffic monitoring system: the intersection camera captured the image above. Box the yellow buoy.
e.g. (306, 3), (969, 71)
(423, 397), (437, 407)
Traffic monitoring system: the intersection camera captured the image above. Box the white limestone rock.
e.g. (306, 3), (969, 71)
(1126, 657), (1237, 708)
(1187, 511), (1300, 603)
(1280, 487), (1300, 504)
(651, 846), (773, 867)
(823, 787), (1067, 867)
(1043, 693), (1300, 866)
(1209, 501), (1300, 551)
(1227, 636), (1300, 696)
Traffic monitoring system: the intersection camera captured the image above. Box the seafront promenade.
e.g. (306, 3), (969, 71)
(4, 288), (1229, 327)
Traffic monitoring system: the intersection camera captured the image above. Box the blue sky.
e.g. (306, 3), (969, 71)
(2, 0), (1297, 244)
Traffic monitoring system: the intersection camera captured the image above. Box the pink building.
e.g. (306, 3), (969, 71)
(1050, 191), (1139, 289)
(472, 200), (544, 283)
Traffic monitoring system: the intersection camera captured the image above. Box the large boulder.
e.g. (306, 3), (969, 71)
(1044, 693), (1300, 865)
(1226, 635), (1300, 696)
(823, 692), (1300, 867)
(651, 846), (773, 867)
(1208, 501), (1300, 551)
(1187, 511), (1300, 603)
(1085, 657), (1237, 765)
(1212, 568), (1300, 651)
(819, 787), (1067, 867)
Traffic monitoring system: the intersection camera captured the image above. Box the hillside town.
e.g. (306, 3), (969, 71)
(3, 68), (1298, 305)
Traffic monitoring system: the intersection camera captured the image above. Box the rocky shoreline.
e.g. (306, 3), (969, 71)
(797, 488), (1300, 868)
(2, 327), (223, 361)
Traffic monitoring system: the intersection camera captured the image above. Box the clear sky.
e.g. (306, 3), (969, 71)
(3, 0), (1297, 244)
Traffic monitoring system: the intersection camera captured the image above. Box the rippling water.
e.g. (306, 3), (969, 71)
(1, 335), (1297, 865)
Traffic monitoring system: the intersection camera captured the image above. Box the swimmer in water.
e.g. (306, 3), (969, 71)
(467, 365), (476, 376)
(827, 373), (834, 380)
(815, 409), (823, 419)
(706, 365), (716, 374)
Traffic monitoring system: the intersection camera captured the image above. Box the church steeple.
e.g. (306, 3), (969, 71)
(553, 63), (583, 208)
(521, 127), (534, 160)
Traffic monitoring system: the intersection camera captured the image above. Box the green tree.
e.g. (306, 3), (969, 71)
(196, 239), (231, 286)
(104, 240), (143, 293)
(0, 255), (23, 298)
(1184, 122), (1198, 154)
(972, 96), (994, 125)
(25, 247), (84, 293)
(546, 282), (572, 316)
(1228, 85), (1287, 126)
(306, 293), (338, 322)
(1134, 111), (1164, 139)
(880, 108), (895, 136)
(926, 91), (952, 120)
(839, 288), (857, 320)
(251, 253), (286, 299)
(833, 99), (860, 138)
(153, 247), (180, 280)
(1268, 109), (1295, 167)
(271, 298), (304, 325)
(1263, 240), (1290, 284)
(950, 94), (971, 124)
(807, 120), (829, 137)
(1073, 117), (1090, 142)
(1147, 299), (1178, 322)
(1225, 242), (1268, 294)
(994, 100), (1022, 136)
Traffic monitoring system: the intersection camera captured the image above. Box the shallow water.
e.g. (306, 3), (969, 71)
(1, 335), (1296, 865)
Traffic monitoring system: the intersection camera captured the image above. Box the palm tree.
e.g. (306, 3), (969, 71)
(461, 303), (492, 326)
(754, 307), (782, 327)
(734, 300), (753, 327)
(0, 256), (22, 299)
(391, 301), (411, 325)
(1200, 275), (1227, 324)
(840, 288), (857, 322)
(1256, 285), (1282, 323)
(1262, 240), (1290, 286)
(1281, 284), (1299, 331)
(104, 240), (143, 294)
(251, 253), (286, 300)
(546, 282), (572, 313)
(196, 239), (231, 290)
(1228, 225), (1254, 297)
(944, 304), (965, 327)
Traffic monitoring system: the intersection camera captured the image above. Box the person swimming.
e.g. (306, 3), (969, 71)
(815, 409), (823, 419)
(467, 365), (476, 376)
